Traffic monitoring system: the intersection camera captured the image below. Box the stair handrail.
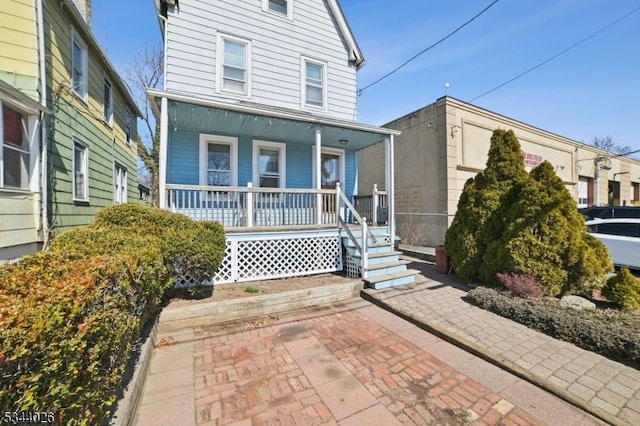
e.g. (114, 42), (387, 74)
(336, 183), (378, 244)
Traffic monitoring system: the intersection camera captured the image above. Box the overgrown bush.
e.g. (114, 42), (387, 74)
(465, 287), (640, 367)
(445, 129), (612, 296)
(94, 203), (226, 282)
(602, 268), (640, 311)
(0, 250), (165, 423)
(496, 273), (543, 298)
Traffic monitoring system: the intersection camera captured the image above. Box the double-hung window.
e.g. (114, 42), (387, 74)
(73, 138), (89, 201)
(262, 0), (292, 18)
(71, 30), (88, 101)
(199, 135), (238, 187)
(302, 58), (326, 110)
(253, 140), (286, 188)
(103, 79), (113, 125)
(217, 34), (250, 96)
(114, 163), (127, 203)
(125, 110), (132, 145)
(1, 103), (30, 189)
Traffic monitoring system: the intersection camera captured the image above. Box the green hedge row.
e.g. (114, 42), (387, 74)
(0, 204), (225, 424)
(465, 286), (640, 368)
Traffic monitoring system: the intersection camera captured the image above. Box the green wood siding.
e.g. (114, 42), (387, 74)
(44, 0), (139, 236)
(0, 190), (39, 247)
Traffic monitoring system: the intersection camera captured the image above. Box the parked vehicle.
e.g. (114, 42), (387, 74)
(586, 218), (640, 270)
(579, 206), (640, 221)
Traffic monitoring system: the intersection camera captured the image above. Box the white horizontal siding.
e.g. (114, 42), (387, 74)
(165, 0), (358, 121)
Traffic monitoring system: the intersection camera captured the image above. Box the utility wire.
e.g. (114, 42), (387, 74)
(357, 0), (502, 96)
(471, 4), (640, 102)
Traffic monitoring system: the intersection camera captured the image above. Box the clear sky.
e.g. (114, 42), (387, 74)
(92, 0), (640, 152)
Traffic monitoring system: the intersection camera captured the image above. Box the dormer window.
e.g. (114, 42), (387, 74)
(262, 0), (292, 19)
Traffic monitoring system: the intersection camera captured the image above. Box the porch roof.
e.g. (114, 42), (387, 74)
(148, 88), (400, 150)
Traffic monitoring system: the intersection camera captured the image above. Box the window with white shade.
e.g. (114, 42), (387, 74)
(217, 34), (251, 96)
(302, 57), (326, 110)
(73, 138), (89, 201)
(199, 134), (238, 186)
(71, 30), (88, 101)
(1, 103), (30, 189)
(114, 163), (127, 203)
(253, 140), (286, 188)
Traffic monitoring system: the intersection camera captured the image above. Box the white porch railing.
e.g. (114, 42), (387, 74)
(166, 184), (339, 228)
(353, 184), (388, 225)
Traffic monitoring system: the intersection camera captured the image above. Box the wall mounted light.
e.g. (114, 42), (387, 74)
(339, 139), (349, 146)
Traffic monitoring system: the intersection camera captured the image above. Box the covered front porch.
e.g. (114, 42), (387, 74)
(150, 89), (404, 285)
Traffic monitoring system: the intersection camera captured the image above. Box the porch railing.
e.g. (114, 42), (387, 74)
(166, 184), (338, 228)
(353, 184), (388, 226)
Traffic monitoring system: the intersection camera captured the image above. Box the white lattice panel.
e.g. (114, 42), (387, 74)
(344, 253), (361, 278)
(175, 240), (232, 287)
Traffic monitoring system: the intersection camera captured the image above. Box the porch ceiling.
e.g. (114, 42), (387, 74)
(163, 96), (397, 150)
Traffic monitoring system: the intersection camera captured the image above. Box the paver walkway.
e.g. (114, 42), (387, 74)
(363, 256), (640, 426)
(136, 299), (602, 425)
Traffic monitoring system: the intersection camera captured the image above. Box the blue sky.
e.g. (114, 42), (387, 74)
(92, 0), (640, 151)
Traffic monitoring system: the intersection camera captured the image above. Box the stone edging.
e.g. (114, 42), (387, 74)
(360, 290), (625, 426)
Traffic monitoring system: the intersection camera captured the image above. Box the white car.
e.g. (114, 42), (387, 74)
(586, 218), (640, 270)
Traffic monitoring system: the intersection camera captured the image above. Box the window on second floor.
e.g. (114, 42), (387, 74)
(71, 30), (88, 101)
(302, 58), (327, 110)
(125, 110), (133, 145)
(103, 79), (113, 125)
(262, 0), (292, 18)
(1, 103), (30, 190)
(217, 35), (251, 96)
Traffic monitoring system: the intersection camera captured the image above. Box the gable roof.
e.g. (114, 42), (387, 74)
(154, 0), (365, 69)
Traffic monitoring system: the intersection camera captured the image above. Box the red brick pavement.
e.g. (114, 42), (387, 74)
(193, 304), (542, 425)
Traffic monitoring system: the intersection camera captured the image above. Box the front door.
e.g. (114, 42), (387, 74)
(321, 153), (340, 189)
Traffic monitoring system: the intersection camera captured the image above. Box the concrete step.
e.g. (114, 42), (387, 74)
(366, 260), (412, 278)
(364, 269), (420, 290)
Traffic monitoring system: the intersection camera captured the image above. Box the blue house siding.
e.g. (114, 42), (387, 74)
(167, 130), (357, 199)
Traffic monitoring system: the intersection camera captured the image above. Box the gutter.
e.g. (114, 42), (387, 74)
(37, 0), (49, 247)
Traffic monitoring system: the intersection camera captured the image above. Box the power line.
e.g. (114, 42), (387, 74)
(471, 4), (640, 102)
(357, 0), (502, 96)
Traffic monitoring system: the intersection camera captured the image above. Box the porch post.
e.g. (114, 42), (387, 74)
(159, 96), (169, 209)
(372, 184), (378, 225)
(385, 135), (396, 242)
(315, 127), (322, 225)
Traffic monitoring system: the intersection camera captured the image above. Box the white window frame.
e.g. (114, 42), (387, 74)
(216, 33), (251, 97)
(71, 29), (88, 102)
(114, 162), (127, 204)
(261, 0), (293, 19)
(253, 140), (286, 188)
(312, 146), (345, 189)
(103, 78), (113, 126)
(0, 101), (38, 191)
(199, 134), (238, 186)
(301, 57), (328, 111)
(72, 137), (89, 201)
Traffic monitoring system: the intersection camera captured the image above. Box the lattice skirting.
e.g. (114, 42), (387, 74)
(176, 231), (343, 286)
(344, 253), (361, 278)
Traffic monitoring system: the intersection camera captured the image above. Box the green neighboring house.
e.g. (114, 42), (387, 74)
(0, 0), (141, 261)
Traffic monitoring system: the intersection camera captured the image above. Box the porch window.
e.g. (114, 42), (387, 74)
(302, 58), (326, 110)
(1, 103), (30, 189)
(114, 162), (127, 203)
(217, 34), (251, 96)
(73, 138), (89, 201)
(199, 134), (238, 186)
(253, 140), (286, 188)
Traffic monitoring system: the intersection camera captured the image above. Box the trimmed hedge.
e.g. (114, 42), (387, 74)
(94, 204), (226, 282)
(0, 204), (226, 424)
(465, 287), (640, 368)
(602, 268), (640, 311)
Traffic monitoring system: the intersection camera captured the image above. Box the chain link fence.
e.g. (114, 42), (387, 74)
(396, 213), (454, 247)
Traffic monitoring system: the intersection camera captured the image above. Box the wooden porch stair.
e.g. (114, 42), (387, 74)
(341, 227), (419, 289)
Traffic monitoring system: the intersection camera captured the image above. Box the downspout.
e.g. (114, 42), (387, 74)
(37, 0), (49, 248)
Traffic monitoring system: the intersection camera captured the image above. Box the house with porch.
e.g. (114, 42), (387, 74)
(150, 0), (418, 288)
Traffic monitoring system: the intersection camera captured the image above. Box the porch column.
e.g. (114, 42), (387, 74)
(385, 135), (396, 242)
(315, 127), (322, 225)
(159, 96), (169, 209)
